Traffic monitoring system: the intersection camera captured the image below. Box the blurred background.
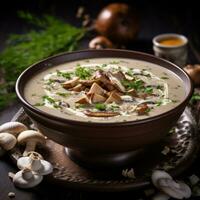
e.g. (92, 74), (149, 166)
(0, 0), (200, 53)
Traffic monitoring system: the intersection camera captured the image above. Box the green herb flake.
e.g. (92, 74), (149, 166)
(56, 92), (70, 97)
(161, 76), (169, 80)
(94, 103), (107, 111)
(109, 61), (120, 64)
(75, 66), (92, 79)
(122, 79), (144, 91)
(46, 79), (56, 85)
(42, 95), (55, 104)
(33, 102), (45, 106)
(143, 86), (153, 94)
(56, 70), (72, 79)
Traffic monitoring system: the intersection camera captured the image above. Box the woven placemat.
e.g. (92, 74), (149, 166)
(9, 107), (200, 192)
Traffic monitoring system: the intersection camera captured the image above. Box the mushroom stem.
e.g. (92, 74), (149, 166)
(23, 142), (37, 156)
(22, 168), (33, 180)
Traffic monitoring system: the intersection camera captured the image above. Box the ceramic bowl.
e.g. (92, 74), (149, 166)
(16, 49), (193, 168)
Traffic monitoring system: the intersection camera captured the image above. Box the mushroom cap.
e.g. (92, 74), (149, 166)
(13, 170), (43, 188)
(17, 130), (45, 145)
(151, 170), (191, 199)
(0, 132), (17, 150)
(38, 160), (53, 175)
(151, 170), (172, 188)
(0, 122), (27, 136)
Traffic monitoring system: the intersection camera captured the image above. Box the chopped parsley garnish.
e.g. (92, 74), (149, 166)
(56, 92), (70, 97)
(46, 79), (56, 85)
(94, 103), (107, 111)
(102, 63), (107, 67)
(143, 86), (153, 94)
(109, 61), (120, 64)
(161, 76), (169, 80)
(42, 95), (61, 108)
(33, 102), (45, 106)
(75, 66), (92, 79)
(110, 104), (120, 111)
(56, 70), (72, 79)
(42, 95), (55, 104)
(122, 79), (144, 91)
(126, 69), (133, 77)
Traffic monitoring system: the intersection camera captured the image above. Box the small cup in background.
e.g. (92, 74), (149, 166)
(153, 33), (188, 67)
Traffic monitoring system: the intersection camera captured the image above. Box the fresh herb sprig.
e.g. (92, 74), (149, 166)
(0, 12), (85, 109)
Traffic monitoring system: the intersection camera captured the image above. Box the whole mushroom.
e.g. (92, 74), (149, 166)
(0, 133), (17, 156)
(95, 3), (139, 44)
(0, 122), (27, 136)
(12, 168), (43, 188)
(184, 64), (200, 85)
(151, 170), (191, 199)
(17, 151), (53, 175)
(17, 130), (46, 156)
(89, 36), (114, 49)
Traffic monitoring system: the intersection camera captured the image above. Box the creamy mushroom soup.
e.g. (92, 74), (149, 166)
(24, 58), (185, 122)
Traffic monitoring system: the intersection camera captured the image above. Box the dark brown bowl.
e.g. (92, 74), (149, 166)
(16, 49), (193, 168)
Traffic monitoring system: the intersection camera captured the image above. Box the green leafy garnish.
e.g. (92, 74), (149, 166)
(190, 93), (200, 104)
(161, 76), (169, 80)
(33, 102), (45, 106)
(56, 70), (72, 79)
(46, 79), (56, 85)
(109, 61), (120, 64)
(0, 12), (85, 109)
(56, 92), (70, 97)
(94, 103), (107, 111)
(75, 66), (92, 79)
(42, 95), (55, 104)
(122, 79), (144, 91)
(143, 86), (153, 94)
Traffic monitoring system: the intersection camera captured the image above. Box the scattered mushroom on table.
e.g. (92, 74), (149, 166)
(0, 132), (17, 156)
(17, 130), (46, 156)
(17, 151), (53, 175)
(11, 168), (43, 189)
(0, 122), (28, 136)
(151, 170), (191, 199)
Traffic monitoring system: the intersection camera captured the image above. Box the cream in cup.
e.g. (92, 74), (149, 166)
(153, 33), (188, 67)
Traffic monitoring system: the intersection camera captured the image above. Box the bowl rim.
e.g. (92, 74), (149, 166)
(15, 49), (193, 127)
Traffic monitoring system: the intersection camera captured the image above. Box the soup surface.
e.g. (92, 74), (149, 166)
(24, 58), (185, 123)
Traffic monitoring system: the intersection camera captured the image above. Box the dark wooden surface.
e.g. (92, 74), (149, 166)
(1, 1), (200, 199)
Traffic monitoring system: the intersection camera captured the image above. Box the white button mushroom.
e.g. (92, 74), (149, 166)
(17, 130), (45, 156)
(13, 168), (43, 188)
(0, 133), (17, 156)
(0, 122), (27, 136)
(151, 170), (191, 199)
(17, 151), (53, 175)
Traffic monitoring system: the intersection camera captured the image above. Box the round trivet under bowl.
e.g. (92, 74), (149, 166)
(9, 107), (199, 192)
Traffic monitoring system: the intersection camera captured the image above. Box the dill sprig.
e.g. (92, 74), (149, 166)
(0, 12), (85, 109)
